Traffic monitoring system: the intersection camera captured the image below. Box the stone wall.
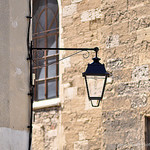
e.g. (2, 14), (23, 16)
(60, 0), (150, 149)
(33, 0), (150, 149)
(32, 107), (60, 150)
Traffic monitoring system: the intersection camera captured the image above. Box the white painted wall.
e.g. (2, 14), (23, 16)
(0, 128), (28, 150)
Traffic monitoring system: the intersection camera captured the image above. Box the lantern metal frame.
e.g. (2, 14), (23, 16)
(82, 48), (109, 107)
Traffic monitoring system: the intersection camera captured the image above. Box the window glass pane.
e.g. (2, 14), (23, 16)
(36, 38), (45, 79)
(37, 81), (45, 100)
(33, 0), (45, 34)
(47, 58), (56, 78)
(37, 66), (45, 79)
(86, 76), (105, 98)
(47, 36), (56, 55)
(37, 38), (45, 48)
(48, 79), (56, 99)
(47, 0), (58, 29)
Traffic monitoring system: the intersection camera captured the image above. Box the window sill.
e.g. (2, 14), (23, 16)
(33, 98), (61, 110)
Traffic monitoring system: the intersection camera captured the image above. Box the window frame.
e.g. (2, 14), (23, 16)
(32, 0), (59, 102)
(145, 116), (150, 150)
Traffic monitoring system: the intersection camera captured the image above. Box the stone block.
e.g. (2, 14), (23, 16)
(139, 52), (150, 65)
(74, 140), (89, 150)
(107, 77), (113, 84)
(135, 4), (150, 18)
(132, 65), (149, 81)
(113, 22), (129, 35)
(129, 16), (150, 32)
(128, 0), (146, 7)
(115, 82), (139, 96)
(137, 27), (150, 43)
(62, 57), (71, 68)
(120, 33), (137, 45)
(104, 14), (112, 25)
(138, 80), (150, 92)
(76, 22), (90, 34)
(129, 18), (139, 32)
(71, 0), (82, 3)
(106, 58), (123, 70)
(77, 87), (85, 96)
(98, 26), (113, 44)
(114, 0), (128, 11)
(131, 93), (147, 108)
(81, 8), (102, 22)
(62, 16), (73, 27)
(63, 4), (77, 17)
(102, 99), (114, 111)
(79, 132), (86, 141)
(32, 124), (44, 150)
(106, 144), (117, 150)
(102, 131), (125, 145)
(113, 96), (130, 110)
(113, 69), (132, 83)
(102, 47), (116, 61)
(106, 35), (119, 49)
(124, 55), (139, 69)
(63, 25), (77, 38)
(101, 0), (127, 11)
(64, 87), (78, 99)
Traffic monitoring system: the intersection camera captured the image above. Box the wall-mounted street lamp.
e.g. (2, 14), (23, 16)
(29, 44), (109, 107)
(82, 47), (109, 107)
(27, 42), (110, 150)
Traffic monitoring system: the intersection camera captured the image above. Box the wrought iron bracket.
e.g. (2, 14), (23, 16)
(27, 40), (99, 150)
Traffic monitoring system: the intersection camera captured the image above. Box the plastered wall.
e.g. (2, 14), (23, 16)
(0, 0), (30, 149)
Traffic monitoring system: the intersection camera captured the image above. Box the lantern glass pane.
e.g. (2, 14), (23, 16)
(86, 76), (106, 98)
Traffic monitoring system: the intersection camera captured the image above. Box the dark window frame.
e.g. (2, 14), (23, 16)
(32, 0), (59, 101)
(145, 116), (150, 150)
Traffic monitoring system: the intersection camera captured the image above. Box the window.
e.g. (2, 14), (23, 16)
(145, 116), (150, 150)
(32, 0), (59, 101)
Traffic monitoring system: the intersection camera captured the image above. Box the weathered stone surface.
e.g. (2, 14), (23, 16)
(106, 35), (119, 48)
(131, 93), (147, 108)
(71, 0), (83, 3)
(107, 58), (123, 70)
(32, 107), (60, 150)
(132, 65), (149, 81)
(81, 8), (102, 22)
(74, 140), (89, 150)
(33, 0), (150, 149)
(63, 4), (77, 17)
(60, 0), (150, 148)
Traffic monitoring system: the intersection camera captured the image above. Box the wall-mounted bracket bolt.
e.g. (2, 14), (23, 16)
(26, 16), (32, 19)
(28, 92), (33, 96)
(27, 125), (32, 128)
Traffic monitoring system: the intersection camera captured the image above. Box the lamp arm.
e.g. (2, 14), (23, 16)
(31, 46), (99, 51)
(29, 41), (100, 69)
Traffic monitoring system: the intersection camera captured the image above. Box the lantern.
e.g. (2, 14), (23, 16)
(82, 48), (109, 107)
